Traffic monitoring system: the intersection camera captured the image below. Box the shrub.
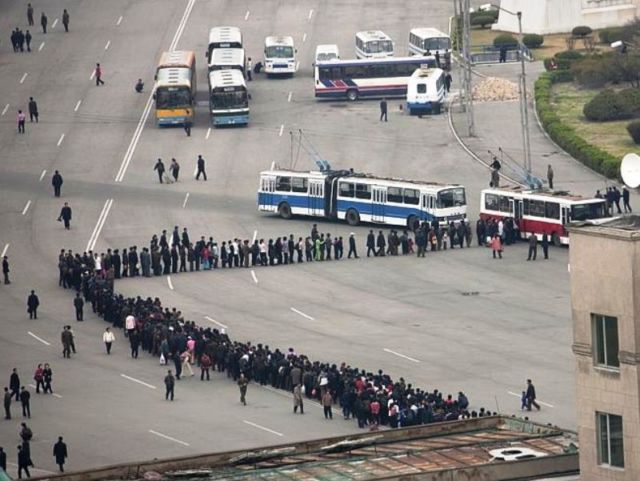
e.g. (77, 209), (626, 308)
(523, 34), (544, 48)
(555, 50), (584, 60)
(571, 57), (610, 88)
(493, 34), (518, 48)
(471, 9), (499, 21)
(627, 120), (640, 144)
(598, 27), (624, 44)
(572, 25), (593, 37)
(549, 69), (574, 83)
(583, 89), (633, 121)
(471, 15), (495, 28)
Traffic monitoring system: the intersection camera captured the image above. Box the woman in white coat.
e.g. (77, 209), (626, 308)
(103, 327), (115, 354)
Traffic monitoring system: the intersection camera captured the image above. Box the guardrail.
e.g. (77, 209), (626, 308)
(469, 44), (533, 64)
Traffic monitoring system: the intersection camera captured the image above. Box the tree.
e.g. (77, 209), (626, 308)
(611, 53), (640, 88)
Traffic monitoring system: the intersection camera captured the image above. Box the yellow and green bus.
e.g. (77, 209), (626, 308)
(154, 50), (196, 126)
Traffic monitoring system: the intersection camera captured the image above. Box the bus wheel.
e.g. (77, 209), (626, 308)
(346, 89), (358, 101)
(346, 209), (360, 226)
(278, 202), (292, 220)
(407, 215), (418, 231)
(552, 232), (562, 247)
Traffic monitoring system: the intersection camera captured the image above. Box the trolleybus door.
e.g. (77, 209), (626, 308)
(372, 187), (386, 222)
(309, 180), (324, 216)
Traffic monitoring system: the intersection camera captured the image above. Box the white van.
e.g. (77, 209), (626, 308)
(355, 31), (394, 59)
(315, 44), (340, 63)
(408, 28), (451, 56)
(406, 67), (445, 115)
(264, 36), (296, 76)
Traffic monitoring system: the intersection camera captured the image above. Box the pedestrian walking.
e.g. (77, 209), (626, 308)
(622, 186), (632, 213)
(25, 31), (32, 52)
(293, 384), (304, 414)
(61, 327), (73, 358)
(322, 390), (333, 419)
(17, 445), (30, 479)
(19, 387), (30, 418)
(379, 98), (388, 122)
(491, 234), (502, 259)
(94, 63), (105, 86)
(246, 57), (253, 81)
(17, 110), (26, 134)
(57, 202), (72, 229)
(347, 233), (359, 258)
(164, 370), (175, 401)
(444, 72), (452, 93)
(613, 186), (622, 214)
(200, 353), (211, 381)
(40, 12), (48, 34)
(541, 232), (549, 260)
(170, 158), (180, 182)
(547, 164), (554, 190)
(183, 111), (192, 136)
(28, 98), (38, 123)
(53, 437), (67, 472)
(52, 170), (63, 197)
(10, 369), (20, 401)
(42, 364), (52, 393)
(154, 159), (165, 184)
(73, 293), (84, 321)
(27, 4), (34, 25)
(195, 155), (207, 180)
(527, 234), (537, 261)
(0, 446), (6, 472)
(525, 379), (540, 411)
(33, 366), (44, 394)
(19, 423), (32, 444)
(102, 327), (115, 354)
(62, 10), (70, 32)
(2, 256), (10, 284)
(3, 387), (11, 419)
(27, 291), (39, 319)
(237, 373), (248, 405)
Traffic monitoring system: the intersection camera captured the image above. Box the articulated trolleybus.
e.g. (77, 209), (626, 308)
(258, 169), (467, 228)
(480, 187), (610, 245)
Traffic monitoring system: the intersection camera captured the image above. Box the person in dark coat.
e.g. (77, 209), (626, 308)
(19, 387), (30, 418)
(17, 444), (30, 478)
(53, 437), (67, 472)
(51, 171), (63, 197)
(27, 291), (39, 319)
(10, 369), (20, 401)
(366, 230), (376, 257)
(164, 370), (175, 401)
(379, 98), (388, 122)
(58, 202), (72, 229)
(73, 293), (84, 321)
(0, 446), (6, 472)
(154, 159), (165, 184)
(28, 98), (38, 123)
(376, 230), (386, 256)
(347, 233), (358, 258)
(541, 232), (549, 260)
(3, 388), (11, 419)
(526, 234), (537, 261)
(2, 256), (10, 284)
(525, 379), (540, 411)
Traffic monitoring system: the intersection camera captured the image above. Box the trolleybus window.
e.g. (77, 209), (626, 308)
(528, 199), (545, 217)
(339, 182), (355, 197)
(498, 195), (511, 213)
(355, 183), (371, 199)
(485, 193), (499, 211)
(545, 202), (560, 220)
(291, 177), (308, 193)
(403, 188), (420, 205)
(572, 202), (608, 221)
(276, 176), (291, 191)
(438, 188), (466, 208)
(387, 187), (403, 203)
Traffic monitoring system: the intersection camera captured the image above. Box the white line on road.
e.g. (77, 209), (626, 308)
(20, 72), (28, 84)
(74, 99), (82, 112)
(169, 0), (195, 51)
(56, 133), (65, 146)
(251, 270), (258, 284)
(86, 199), (114, 251)
(1, 104), (9, 116)
(383, 348), (420, 363)
(308, 8), (314, 20)
(52, 393), (62, 398)
(52, 18), (58, 28)
(295, 61), (300, 71)
(90, 69), (95, 80)
(38, 41), (45, 51)
(278, 124), (284, 136)
(290, 307), (314, 321)
(28, 332), (50, 346)
(116, 15), (123, 26)
(302, 33), (307, 43)
(1, 244), (9, 257)
(104, 40), (111, 50)
(39, 169), (46, 181)
(7, 462), (55, 474)
(270, 161), (275, 170)
(206, 127), (211, 140)
(121, 374), (157, 389)
(252, 229), (258, 243)
(22, 200), (32, 215)
(204, 316), (227, 329)
(148, 430), (190, 447)
(167, 276), (174, 290)
(261, 385), (323, 410)
(244, 10), (250, 20)
(182, 192), (190, 208)
(287, 91), (292, 102)
(243, 420), (283, 437)
(507, 391), (555, 408)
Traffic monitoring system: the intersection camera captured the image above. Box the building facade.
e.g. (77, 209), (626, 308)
(570, 217), (640, 481)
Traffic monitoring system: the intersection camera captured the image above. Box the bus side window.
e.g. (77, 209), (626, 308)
(275, 176), (291, 192)
(523, 198), (529, 215)
(403, 188), (419, 205)
(545, 202), (560, 219)
(529, 200), (545, 217)
(292, 177), (308, 193)
(498, 195), (511, 213)
(355, 183), (371, 199)
(485, 193), (499, 211)
(339, 182), (355, 197)
(387, 187), (402, 203)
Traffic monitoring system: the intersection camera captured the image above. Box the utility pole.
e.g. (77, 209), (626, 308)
(461, 0), (475, 136)
(517, 11), (532, 177)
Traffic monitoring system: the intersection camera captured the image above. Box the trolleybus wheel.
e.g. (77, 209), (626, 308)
(552, 232), (562, 247)
(346, 209), (360, 226)
(278, 202), (292, 220)
(346, 89), (358, 101)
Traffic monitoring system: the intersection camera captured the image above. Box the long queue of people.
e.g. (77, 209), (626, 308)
(55, 227), (499, 430)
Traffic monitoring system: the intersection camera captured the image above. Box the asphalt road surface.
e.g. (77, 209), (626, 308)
(0, 0), (612, 475)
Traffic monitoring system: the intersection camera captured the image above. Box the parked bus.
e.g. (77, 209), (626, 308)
(154, 50), (196, 126)
(208, 69), (249, 126)
(480, 187), (611, 246)
(315, 44), (340, 63)
(206, 26), (242, 63)
(408, 28), (451, 56)
(355, 30), (394, 58)
(258, 169), (466, 228)
(315, 56), (436, 101)
(406, 67), (445, 115)
(208, 47), (246, 74)
(264, 36), (296, 76)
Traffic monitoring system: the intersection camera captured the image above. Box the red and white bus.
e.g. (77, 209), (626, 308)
(480, 187), (611, 246)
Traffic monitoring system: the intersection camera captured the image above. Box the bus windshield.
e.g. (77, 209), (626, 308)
(437, 188), (466, 208)
(424, 37), (450, 51)
(367, 40), (393, 53)
(266, 46), (293, 58)
(156, 87), (191, 109)
(212, 90), (248, 109)
(571, 202), (609, 221)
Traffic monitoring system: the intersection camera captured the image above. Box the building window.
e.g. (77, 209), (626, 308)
(592, 314), (619, 369)
(597, 412), (624, 468)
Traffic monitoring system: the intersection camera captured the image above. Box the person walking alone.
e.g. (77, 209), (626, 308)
(17, 444), (30, 479)
(237, 373), (248, 405)
(164, 370), (175, 401)
(102, 327), (115, 354)
(2, 256), (10, 284)
(19, 387), (30, 418)
(527, 234), (537, 261)
(195, 155), (207, 180)
(52, 170), (63, 197)
(61, 328), (73, 358)
(27, 291), (39, 319)
(40, 12), (48, 34)
(547, 164), (554, 190)
(58, 202), (72, 229)
(170, 158), (180, 182)
(73, 293), (84, 321)
(17, 110), (26, 134)
(154, 159), (165, 184)
(293, 384), (304, 414)
(53, 437), (67, 472)
(94, 63), (104, 86)
(10, 369), (20, 401)
(525, 379), (540, 411)
(27, 4), (34, 26)
(246, 57), (253, 81)
(379, 98), (388, 122)
(322, 390), (333, 419)
(541, 232), (549, 260)
(25, 31), (32, 52)
(28, 98), (38, 123)
(62, 9), (70, 32)
(623, 186), (632, 213)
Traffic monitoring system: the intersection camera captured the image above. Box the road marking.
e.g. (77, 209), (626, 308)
(290, 307), (314, 321)
(22, 200), (32, 215)
(116, 15), (123, 26)
(278, 124), (284, 136)
(287, 91), (292, 102)
(308, 8), (314, 20)
(244, 10), (250, 20)
(302, 33), (307, 43)
(1, 104), (9, 116)
(20, 72), (28, 84)
(169, 0), (195, 51)
(262, 385), (323, 410)
(167, 276), (174, 290)
(295, 61), (300, 71)
(121, 374), (157, 389)
(1, 244), (8, 257)
(104, 40), (111, 50)
(52, 18), (58, 28)
(28, 332), (51, 346)
(57, 133), (65, 146)
(270, 161), (275, 170)
(383, 348), (420, 363)
(205, 127), (211, 139)
(507, 391), (555, 408)
(86, 198), (114, 251)
(148, 430), (190, 447)
(7, 462), (55, 474)
(74, 99), (82, 112)
(39, 169), (47, 181)
(182, 192), (190, 208)
(38, 41), (45, 51)
(251, 270), (258, 284)
(204, 316), (227, 329)
(90, 69), (95, 80)
(243, 420), (283, 437)
(252, 229), (258, 243)
(52, 393), (62, 398)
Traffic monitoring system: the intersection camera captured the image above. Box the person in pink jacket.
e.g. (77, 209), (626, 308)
(491, 234), (503, 259)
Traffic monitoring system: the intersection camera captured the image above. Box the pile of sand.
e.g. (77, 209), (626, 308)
(472, 77), (521, 101)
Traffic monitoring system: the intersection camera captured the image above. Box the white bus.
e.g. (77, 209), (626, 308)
(208, 69), (249, 126)
(355, 30), (394, 59)
(207, 26), (242, 63)
(406, 67), (446, 115)
(315, 44), (340, 63)
(208, 48), (246, 74)
(264, 36), (296, 76)
(408, 28), (451, 56)
(258, 169), (466, 228)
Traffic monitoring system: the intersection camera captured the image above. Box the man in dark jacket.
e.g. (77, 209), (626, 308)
(20, 387), (30, 418)
(366, 230), (376, 257)
(27, 291), (39, 319)
(28, 97), (38, 123)
(58, 202), (72, 229)
(154, 159), (165, 184)
(164, 370), (175, 401)
(73, 293), (84, 321)
(2, 256), (10, 284)
(51, 171), (63, 197)
(347, 233), (358, 258)
(10, 369), (20, 401)
(376, 231), (386, 257)
(525, 379), (540, 411)
(53, 437), (67, 472)
(526, 234), (537, 261)
(541, 232), (549, 260)
(17, 444), (30, 478)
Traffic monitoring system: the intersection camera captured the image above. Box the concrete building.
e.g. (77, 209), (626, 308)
(570, 216), (640, 481)
(494, 0), (640, 34)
